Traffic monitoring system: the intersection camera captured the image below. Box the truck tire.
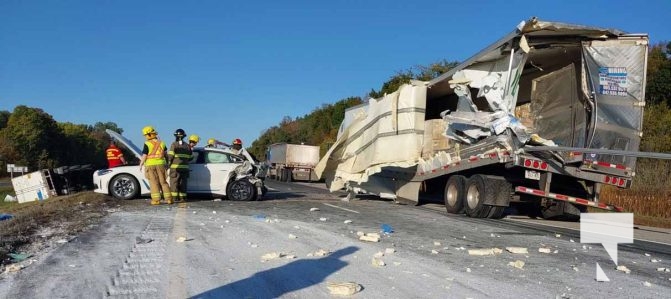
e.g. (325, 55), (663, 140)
(284, 168), (292, 182)
(227, 179), (256, 201)
(486, 206), (506, 219)
(486, 179), (512, 219)
(465, 175), (496, 218)
(444, 175), (466, 214)
(109, 174), (139, 200)
(541, 201), (583, 221)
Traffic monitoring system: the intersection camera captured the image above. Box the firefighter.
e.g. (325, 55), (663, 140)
(231, 138), (243, 155)
(138, 126), (173, 205)
(168, 128), (192, 202)
(105, 140), (126, 168)
(206, 138), (229, 148)
(188, 134), (199, 150)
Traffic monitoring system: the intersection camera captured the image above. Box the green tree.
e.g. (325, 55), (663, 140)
(0, 106), (63, 170)
(0, 110), (10, 129)
(646, 42), (671, 106)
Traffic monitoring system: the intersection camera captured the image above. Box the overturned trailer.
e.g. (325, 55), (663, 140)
(316, 18), (660, 219)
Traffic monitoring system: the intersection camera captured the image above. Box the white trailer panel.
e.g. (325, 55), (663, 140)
(11, 170), (56, 204)
(269, 143), (320, 168)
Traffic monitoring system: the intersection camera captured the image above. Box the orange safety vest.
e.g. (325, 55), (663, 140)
(145, 139), (167, 166)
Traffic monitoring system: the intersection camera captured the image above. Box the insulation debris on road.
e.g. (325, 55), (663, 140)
(508, 260), (525, 269)
(371, 257), (386, 267)
(468, 248), (503, 256)
(616, 265), (631, 274)
(326, 282), (362, 296)
(538, 248), (552, 254)
(310, 208), (320, 212)
(506, 247), (529, 254)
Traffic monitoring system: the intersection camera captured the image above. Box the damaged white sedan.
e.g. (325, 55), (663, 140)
(93, 130), (265, 201)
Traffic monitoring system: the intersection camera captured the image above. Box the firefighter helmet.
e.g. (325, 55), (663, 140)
(189, 134), (200, 143)
(142, 126), (157, 136)
(208, 138), (215, 145)
(174, 128), (185, 137)
(232, 138), (242, 145)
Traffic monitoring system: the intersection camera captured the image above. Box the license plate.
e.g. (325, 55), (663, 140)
(525, 170), (541, 180)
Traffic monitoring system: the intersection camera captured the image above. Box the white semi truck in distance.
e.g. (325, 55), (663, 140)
(267, 143), (320, 182)
(316, 17), (671, 220)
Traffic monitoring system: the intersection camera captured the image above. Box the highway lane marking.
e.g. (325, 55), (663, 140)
(167, 205), (188, 299)
(422, 204), (671, 247)
(507, 218), (671, 246)
(323, 203), (360, 214)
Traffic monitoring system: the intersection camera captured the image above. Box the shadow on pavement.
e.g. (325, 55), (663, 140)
(190, 246), (359, 299)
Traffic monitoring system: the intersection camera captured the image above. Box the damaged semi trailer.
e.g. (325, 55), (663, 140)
(315, 18), (670, 220)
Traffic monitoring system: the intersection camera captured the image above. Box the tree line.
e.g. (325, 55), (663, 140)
(0, 106), (127, 175)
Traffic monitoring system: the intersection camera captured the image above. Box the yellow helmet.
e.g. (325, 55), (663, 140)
(142, 126), (157, 136)
(189, 134), (200, 143)
(207, 138), (215, 145)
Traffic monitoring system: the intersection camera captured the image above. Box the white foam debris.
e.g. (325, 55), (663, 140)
(288, 234), (297, 239)
(433, 241), (442, 246)
(468, 248), (503, 256)
(538, 248), (552, 254)
(651, 259), (660, 263)
(319, 217), (327, 222)
(431, 250), (439, 254)
(644, 253), (651, 257)
(261, 252), (284, 261)
(310, 208), (320, 212)
(314, 249), (331, 257)
(284, 255), (296, 259)
(371, 257), (386, 267)
(326, 282), (362, 296)
(555, 234), (561, 238)
(643, 281), (652, 287)
(466, 268), (472, 273)
(569, 239), (575, 243)
(176, 237), (187, 243)
(508, 260), (525, 269)
(213, 211), (217, 214)
(506, 247), (528, 254)
(373, 251), (384, 258)
(251, 244), (258, 248)
(393, 262), (401, 266)
(616, 265), (631, 274)
(385, 248), (396, 254)
(344, 220), (353, 224)
(655, 267), (669, 272)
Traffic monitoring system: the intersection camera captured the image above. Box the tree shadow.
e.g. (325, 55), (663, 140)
(190, 246), (359, 299)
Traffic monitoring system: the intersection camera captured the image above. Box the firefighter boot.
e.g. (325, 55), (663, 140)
(150, 199), (160, 205)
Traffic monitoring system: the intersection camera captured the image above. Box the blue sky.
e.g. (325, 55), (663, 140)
(1, 0), (669, 148)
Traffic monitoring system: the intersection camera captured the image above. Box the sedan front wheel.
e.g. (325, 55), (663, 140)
(227, 179), (256, 201)
(110, 174), (139, 200)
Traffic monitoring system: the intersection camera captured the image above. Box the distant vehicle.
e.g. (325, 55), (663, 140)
(93, 130), (265, 201)
(267, 143), (320, 182)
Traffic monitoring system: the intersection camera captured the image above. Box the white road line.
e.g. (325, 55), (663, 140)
(507, 218), (671, 246)
(323, 203), (360, 214)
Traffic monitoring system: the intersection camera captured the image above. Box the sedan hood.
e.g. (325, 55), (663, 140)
(106, 129), (143, 160)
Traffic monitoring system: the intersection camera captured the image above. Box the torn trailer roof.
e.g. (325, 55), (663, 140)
(316, 17), (649, 200)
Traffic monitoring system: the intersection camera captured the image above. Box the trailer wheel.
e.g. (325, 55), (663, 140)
(444, 175), (466, 214)
(284, 168), (292, 182)
(465, 175), (496, 218)
(486, 206), (506, 219)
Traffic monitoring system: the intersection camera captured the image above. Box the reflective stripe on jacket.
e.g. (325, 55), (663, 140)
(168, 141), (192, 169)
(145, 139), (167, 166)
